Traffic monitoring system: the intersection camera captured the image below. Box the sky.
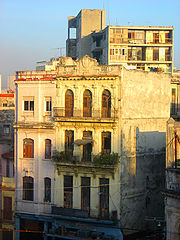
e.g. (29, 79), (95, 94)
(0, 0), (180, 89)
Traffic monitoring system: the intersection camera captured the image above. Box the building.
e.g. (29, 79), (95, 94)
(14, 56), (171, 239)
(67, 9), (174, 73)
(66, 9), (105, 60)
(0, 92), (15, 240)
(170, 71), (180, 116)
(0, 176), (15, 240)
(164, 118), (180, 239)
(36, 58), (60, 71)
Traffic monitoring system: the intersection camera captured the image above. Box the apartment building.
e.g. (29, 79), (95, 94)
(14, 56), (171, 239)
(67, 9), (174, 73)
(164, 118), (180, 240)
(66, 9), (105, 60)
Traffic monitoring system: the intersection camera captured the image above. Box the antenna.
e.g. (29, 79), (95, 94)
(51, 47), (65, 57)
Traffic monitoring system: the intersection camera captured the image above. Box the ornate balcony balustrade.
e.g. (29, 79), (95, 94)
(53, 107), (118, 121)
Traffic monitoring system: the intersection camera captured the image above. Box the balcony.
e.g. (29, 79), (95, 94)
(53, 151), (119, 179)
(53, 107), (118, 123)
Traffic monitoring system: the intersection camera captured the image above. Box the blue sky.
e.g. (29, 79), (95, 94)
(0, 0), (180, 88)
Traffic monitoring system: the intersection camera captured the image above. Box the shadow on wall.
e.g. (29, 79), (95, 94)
(120, 127), (166, 231)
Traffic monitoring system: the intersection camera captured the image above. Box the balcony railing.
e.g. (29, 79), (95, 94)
(53, 107), (118, 121)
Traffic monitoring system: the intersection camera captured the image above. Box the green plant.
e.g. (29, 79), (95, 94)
(52, 150), (72, 163)
(93, 152), (119, 166)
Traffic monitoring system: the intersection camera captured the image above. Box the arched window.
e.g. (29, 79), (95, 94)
(45, 139), (51, 159)
(23, 139), (34, 158)
(23, 176), (34, 201)
(102, 90), (111, 118)
(65, 89), (74, 117)
(83, 90), (92, 117)
(44, 177), (51, 202)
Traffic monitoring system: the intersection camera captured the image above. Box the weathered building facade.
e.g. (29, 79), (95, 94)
(165, 118), (180, 240)
(67, 9), (174, 73)
(14, 56), (171, 239)
(0, 92), (15, 239)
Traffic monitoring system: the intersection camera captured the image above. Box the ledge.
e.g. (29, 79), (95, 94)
(55, 161), (117, 179)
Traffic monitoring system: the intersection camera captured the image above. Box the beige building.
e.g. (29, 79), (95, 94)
(14, 56), (171, 239)
(53, 56), (171, 233)
(67, 9), (174, 73)
(165, 118), (180, 240)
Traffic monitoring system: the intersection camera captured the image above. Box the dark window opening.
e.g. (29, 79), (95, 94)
(46, 99), (52, 112)
(81, 177), (90, 213)
(64, 175), (73, 208)
(6, 160), (10, 177)
(153, 33), (159, 44)
(44, 177), (51, 202)
(23, 176), (34, 201)
(82, 131), (92, 162)
(99, 178), (109, 218)
(45, 139), (51, 159)
(153, 48), (159, 61)
(24, 100), (34, 111)
(65, 130), (74, 155)
(102, 132), (111, 153)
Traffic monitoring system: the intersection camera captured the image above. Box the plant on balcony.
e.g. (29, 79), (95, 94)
(52, 150), (73, 163)
(93, 152), (119, 166)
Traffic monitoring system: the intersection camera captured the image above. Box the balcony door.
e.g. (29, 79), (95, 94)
(65, 89), (74, 117)
(83, 90), (92, 117)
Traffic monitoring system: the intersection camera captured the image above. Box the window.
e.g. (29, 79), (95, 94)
(6, 160), (10, 177)
(102, 90), (111, 118)
(171, 88), (176, 115)
(24, 100), (34, 111)
(99, 178), (109, 218)
(45, 97), (52, 112)
(44, 177), (51, 202)
(65, 90), (74, 117)
(82, 131), (92, 162)
(3, 197), (12, 220)
(64, 175), (73, 208)
(45, 139), (51, 159)
(3, 125), (10, 135)
(153, 48), (159, 61)
(65, 130), (74, 154)
(23, 138), (34, 158)
(83, 90), (92, 117)
(3, 103), (7, 107)
(81, 177), (90, 212)
(23, 176), (34, 201)
(102, 132), (111, 153)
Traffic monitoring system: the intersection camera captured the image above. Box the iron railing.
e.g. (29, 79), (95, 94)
(53, 107), (118, 120)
